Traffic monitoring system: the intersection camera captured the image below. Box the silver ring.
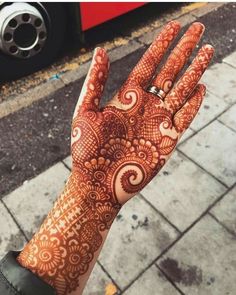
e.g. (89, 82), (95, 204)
(146, 86), (166, 100)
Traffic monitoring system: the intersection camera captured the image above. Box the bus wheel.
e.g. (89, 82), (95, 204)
(0, 2), (66, 81)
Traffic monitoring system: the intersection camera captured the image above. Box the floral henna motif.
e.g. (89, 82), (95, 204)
(18, 22), (214, 295)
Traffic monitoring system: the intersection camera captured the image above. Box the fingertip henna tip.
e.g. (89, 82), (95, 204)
(193, 21), (205, 31)
(172, 20), (181, 27)
(205, 44), (215, 56)
(198, 84), (206, 96)
(199, 44), (214, 59)
(203, 44), (214, 51)
(94, 46), (101, 52)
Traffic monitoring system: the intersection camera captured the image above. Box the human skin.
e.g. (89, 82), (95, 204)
(17, 21), (214, 295)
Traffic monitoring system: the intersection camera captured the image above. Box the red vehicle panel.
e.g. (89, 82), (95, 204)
(80, 2), (146, 31)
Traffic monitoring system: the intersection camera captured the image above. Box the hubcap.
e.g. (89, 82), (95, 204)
(0, 3), (48, 59)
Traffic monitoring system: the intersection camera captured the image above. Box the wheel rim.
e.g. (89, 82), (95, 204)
(0, 3), (49, 59)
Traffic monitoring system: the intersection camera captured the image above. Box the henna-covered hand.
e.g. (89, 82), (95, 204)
(18, 21), (214, 295)
(71, 21), (213, 204)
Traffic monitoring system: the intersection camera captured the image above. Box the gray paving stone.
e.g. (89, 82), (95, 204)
(223, 51), (236, 68)
(138, 26), (162, 45)
(211, 186), (236, 235)
(218, 103), (236, 132)
(174, 13), (197, 28)
(138, 13), (196, 45)
(0, 78), (65, 119)
(3, 163), (70, 239)
(84, 263), (118, 295)
(0, 202), (26, 259)
(201, 63), (236, 105)
(191, 2), (225, 17)
(99, 195), (179, 290)
(158, 215), (236, 295)
(190, 90), (229, 131)
(60, 61), (90, 85)
(123, 265), (181, 295)
(109, 40), (142, 63)
(177, 128), (195, 145)
(179, 120), (236, 187)
(61, 40), (141, 86)
(63, 155), (72, 170)
(138, 10), (196, 45)
(141, 151), (226, 231)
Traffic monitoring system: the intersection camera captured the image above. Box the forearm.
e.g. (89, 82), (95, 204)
(17, 173), (121, 295)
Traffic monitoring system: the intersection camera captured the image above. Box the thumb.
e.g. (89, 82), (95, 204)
(73, 47), (109, 118)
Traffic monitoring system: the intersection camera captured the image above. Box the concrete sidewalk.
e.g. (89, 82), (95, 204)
(0, 2), (236, 295)
(1, 48), (236, 295)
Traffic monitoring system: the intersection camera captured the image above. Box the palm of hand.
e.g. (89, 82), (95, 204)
(72, 88), (178, 205)
(71, 21), (213, 205)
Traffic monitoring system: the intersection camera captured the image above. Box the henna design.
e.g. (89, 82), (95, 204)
(18, 22), (213, 295)
(127, 21), (181, 88)
(152, 22), (205, 93)
(165, 44), (214, 113)
(174, 84), (206, 133)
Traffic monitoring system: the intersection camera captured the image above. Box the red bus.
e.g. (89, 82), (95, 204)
(0, 2), (145, 80)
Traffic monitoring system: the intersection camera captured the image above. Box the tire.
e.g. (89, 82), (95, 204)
(0, 3), (67, 81)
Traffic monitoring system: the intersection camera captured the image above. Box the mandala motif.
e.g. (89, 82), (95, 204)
(19, 234), (66, 277)
(84, 157), (111, 183)
(95, 202), (120, 230)
(64, 240), (93, 276)
(100, 138), (134, 160)
(132, 138), (159, 168)
(78, 181), (110, 205)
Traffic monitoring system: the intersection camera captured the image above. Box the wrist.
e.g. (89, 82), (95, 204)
(17, 172), (121, 294)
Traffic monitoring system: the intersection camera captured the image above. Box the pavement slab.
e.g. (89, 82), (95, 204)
(123, 265), (181, 295)
(179, 120), (236, 187)
(141, 151), (226, 232)
(201, 63), (236, 105)
(63, 155), (72, 170)
(211, 186), (236, 236)
(190, 90), (229, 132)
(99, 194), (179, 290)
(218, 103), (236, 132)
(223, 51), (236, 69)
(191, 2), (225, 18)
(157, 215), (236, 295)
(177, 127), (195, 145)
(3, 163), (70, 239)
(83, 263), (119, 295)
(0, 202), (26, 259)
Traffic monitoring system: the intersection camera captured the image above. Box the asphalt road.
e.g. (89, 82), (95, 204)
(0, 3), (236, 197)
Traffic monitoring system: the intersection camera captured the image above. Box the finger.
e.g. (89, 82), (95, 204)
(152, 22), (205, 93)
(73, 47), (109, 117)
(165, 44), (214, 113)
(174, 84), (206, 134)
(127, 21), (181, 88)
